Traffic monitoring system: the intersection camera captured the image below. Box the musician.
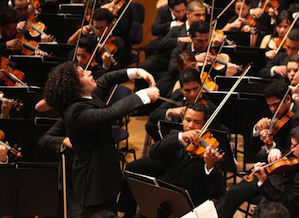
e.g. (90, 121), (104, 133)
(42, 61), (159, 217)
(286, 54), (299, 85)
(118, 102), (223, 218)
(67, 8), (126, 70)
(252, 202), (290, 218)
(146, 67), (220, 142)
(167, 20), (237, 89)
(0, 7), (22, 57)
(258, 28), (299, 79)
(260, 10), (292, 59)
(218, 126), (299, 218)
(136, 0), (208, 91)
(10, 0), (54, 42)
(145, 0), (187, 57)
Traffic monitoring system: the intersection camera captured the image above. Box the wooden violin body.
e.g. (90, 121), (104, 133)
(186, 131), (219, 158)
(0, 56), (25, 86)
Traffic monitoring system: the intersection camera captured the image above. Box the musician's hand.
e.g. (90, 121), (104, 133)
(1, 97), (13, 118)
(178, 36), (192, 43)
(292, 93), (299, 107)
(82, 25), (92, 35)
(181, 129), (201, 146)
(268, 148), (282, 163)
(256, 117), (270, 131)
(167, 107), (186, 119)
(102, 52), (112, 69)
(251, 7), (263, 19)
(204, 146), (218, 170)
(273, 66), (288, 78)
(260, 129), (273, 146)
(229, 18), (242, 29)
(265, 50), (277, 60)
(17, 21), (26, 32)
(142, 87), (160, 103)
(0, 144), (8, 162)
(212, 34), (226, 47)
(6, 39), (22, 51)
(253, 162), (267, 183)
(195, 52), (213, 63)
(63, 137), (73, 149)
(135, 68), (156, 87)
(34, 50), (47, 57)
(226, 62), (238, 76)
(268, 7), (277, 17)
(41, 34), (55, 42)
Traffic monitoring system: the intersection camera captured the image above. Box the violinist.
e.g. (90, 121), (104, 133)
(146, 67), (220, 142)
(10, 0), (54, 42)
(260, 10), (292, 59)
(118, 102), (223, 218)
(258, 28), (299, 79)
(286, 54), (299, 85)
(217, 126), (299, 218)
(221, 0), (259, 47)
(67, 8), (126, 70)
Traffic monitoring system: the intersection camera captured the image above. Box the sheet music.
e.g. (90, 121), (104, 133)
(181, 200), (218, 218)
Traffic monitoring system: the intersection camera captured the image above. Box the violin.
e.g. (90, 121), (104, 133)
(0, 91), (24, 111)
(0, 129), (22, 159)
(112, 0), (125, 17)
(14, 32), (47, 56)
(241, 14), (257, 33)
(201, 72), (218, 92)
(260, 0), (280, 14)
(270, 111), (294, 137)
(244, 153), (299, 182)
(0, 56), (25, 86)
(211, 30), (236, 46)
(275, 38), (287, 49)
(186, 131), (219, 158)
(100, 36), (118, 66)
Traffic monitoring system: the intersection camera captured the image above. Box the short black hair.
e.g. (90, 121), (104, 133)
(252, 202), (290, 218)
(168, 0), (187, 9)
(78, 35), (97, 54)
(0, 7), (19, 26)
(290, 126), (299, 142)
(179, 67), (200, 87)
(93, 8), (114, 24)
(186, 101), (209, 121)
(189, 20), (210, 38)
(264, 81), (290, 100)
(288, 28), (299, 41)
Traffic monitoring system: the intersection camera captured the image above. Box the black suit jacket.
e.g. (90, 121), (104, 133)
(149, 130), (223, 206)
(62, 69), (145, 206)
(251, 103), (299, 158)
(151, 6), (173, 39)
(258, 52), (288, 78)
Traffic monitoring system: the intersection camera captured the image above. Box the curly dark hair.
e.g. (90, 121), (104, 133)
(43, 61), (82, 113)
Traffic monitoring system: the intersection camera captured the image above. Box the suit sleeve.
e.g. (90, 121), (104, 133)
(151, 7), (171, 37)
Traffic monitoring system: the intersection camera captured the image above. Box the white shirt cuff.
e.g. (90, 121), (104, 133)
(270, 66), (276, 77)
(252, 125), (260, 137)
(0, 155), (8, 164)
(127, 68), (138, 80)
(135, 90), (151, 104)
(205, 164), (214, 175)
(178, 132), (188, 146)
(257, 181), (264, 187)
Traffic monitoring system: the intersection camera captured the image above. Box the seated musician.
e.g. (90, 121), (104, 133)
(286, 54), (299, 85)
(10, 0), (54, 42)
(71, 34), (106, 80)
(217, 125), (299, 218)
(67, 8), (126, 70)
(252, 202), (290, 218)
(146, 67), (220, 142)
(258, 28), (299, 79)
(118, 101), (224, 218)
(260, 10), (292, 60)
(167, 20), (238, 92)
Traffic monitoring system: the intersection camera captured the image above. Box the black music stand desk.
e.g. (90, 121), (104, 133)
(0, 162), (59, 217)
(124, 171), (194, 218)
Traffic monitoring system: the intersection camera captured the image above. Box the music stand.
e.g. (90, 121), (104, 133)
(0, 162), (59, 217)
(124, 171), (194, 218)
(223, 31), (251, 46)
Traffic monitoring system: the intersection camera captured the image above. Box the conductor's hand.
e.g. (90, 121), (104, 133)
(136, 68), (156, 87)
(143, 87), (160, 103)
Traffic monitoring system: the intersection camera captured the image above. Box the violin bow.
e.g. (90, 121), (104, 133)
(275, 12), (299, 54)
(238, 0), (245, 18)
(199, 63), (252, 137)
(212, 0), (236, 25)
(84, 0), (132, 71)
(72, 0), (92, 61)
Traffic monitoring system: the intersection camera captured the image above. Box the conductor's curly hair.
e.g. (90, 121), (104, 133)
(43, 61), (82, 113)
